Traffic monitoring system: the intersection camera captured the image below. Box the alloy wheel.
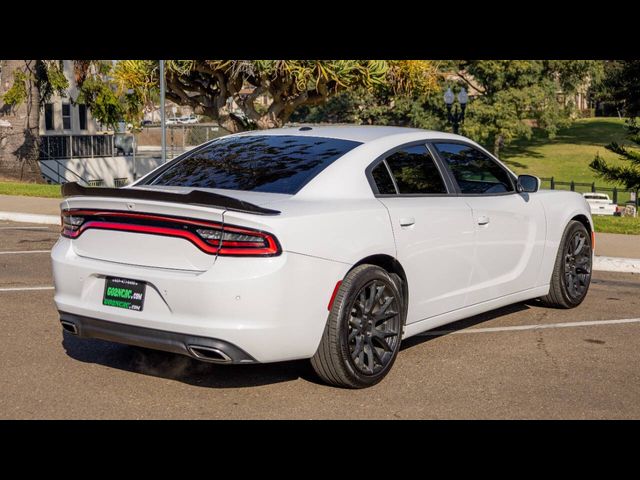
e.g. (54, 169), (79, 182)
(564, 230), (592, 300)
(347, 279), (401, 375)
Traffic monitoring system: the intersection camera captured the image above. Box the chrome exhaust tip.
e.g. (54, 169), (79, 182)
(60, 320), (78, 335)
(187, 345), (232, 363)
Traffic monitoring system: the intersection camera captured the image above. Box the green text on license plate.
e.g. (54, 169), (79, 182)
(103, 277), (146, 311)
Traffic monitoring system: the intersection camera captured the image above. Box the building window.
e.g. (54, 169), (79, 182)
(62, 103), (71, 130)
(78, 104), (87, 130)
(44, 104), (55, 131)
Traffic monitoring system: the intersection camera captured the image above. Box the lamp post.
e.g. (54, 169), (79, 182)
(160, 60), (166, 163)
(444, 86), (468, 134)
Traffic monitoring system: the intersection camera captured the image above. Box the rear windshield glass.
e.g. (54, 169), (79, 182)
(144, 135), (361, 194)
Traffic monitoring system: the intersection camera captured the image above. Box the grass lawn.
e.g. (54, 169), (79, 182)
(500, 117), (636, 202)
(593, 215), (640, 235)
(0, 181), (62, 198)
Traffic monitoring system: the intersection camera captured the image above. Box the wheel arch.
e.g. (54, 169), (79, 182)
(350, 254), (409, 324)
(571, 214), (592, 234)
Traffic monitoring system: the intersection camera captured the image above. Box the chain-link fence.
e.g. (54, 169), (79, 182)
(136, 124), (229, 159)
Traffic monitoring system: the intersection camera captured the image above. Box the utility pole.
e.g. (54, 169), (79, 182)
(160, 60), (166, 163)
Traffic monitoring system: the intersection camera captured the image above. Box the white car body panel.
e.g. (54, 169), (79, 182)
(462, 193), (547, 305)
(377, 196), (475, 322)
(52, 126), (593, 363)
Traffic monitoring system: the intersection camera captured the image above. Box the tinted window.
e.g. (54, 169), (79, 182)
(371, 162), (396, 194)
(145, 135), (361, 194)
(385, 145), (447, 194)
(435, 142), (514, 194)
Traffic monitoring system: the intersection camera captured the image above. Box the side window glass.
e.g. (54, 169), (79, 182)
(371, 162), (397, 194)
(434, 142), (514, 194)
(385, 145), (447, 194)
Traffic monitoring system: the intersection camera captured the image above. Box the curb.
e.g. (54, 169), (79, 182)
(0, 211), (59, 225)
(593, 256), (640, 274)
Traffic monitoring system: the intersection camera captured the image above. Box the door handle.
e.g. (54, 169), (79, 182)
(399, 217), (415, 227)
(477, 215), (490, 226)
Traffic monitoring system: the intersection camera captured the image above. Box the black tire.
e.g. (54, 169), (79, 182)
(311, 264), (405, 389)
(540, 220), (592, 308)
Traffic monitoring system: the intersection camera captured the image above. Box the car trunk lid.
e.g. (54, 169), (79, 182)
(61, 184), (287, 271)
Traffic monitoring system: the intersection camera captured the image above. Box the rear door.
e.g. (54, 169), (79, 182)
(432, 141), (546, 304)
(372, 143), (475, 324)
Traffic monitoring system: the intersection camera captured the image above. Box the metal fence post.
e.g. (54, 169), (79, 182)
(170, 127), (175, 159)
(570, 181), (575, 192)
(550, 177), (555, 189)
(613, 187), (618, 204)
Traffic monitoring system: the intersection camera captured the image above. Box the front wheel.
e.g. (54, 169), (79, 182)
(311, 264), (405, 388)
(540, 220), (592, 308)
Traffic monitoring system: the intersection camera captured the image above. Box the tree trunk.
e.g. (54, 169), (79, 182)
(493, 134), (503, 157)
(0, 60), (43, 182)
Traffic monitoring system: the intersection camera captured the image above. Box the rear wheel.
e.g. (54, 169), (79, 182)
(311, 264), (404, 388)
(540, 220), (592, 308)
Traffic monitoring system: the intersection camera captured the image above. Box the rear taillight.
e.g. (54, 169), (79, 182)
(195, 224), (280, 256)
(61, 213), (85, 238)
(60, 209), (281, 257)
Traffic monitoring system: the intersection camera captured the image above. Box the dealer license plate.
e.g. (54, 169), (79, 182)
(103, 277), (146, 311)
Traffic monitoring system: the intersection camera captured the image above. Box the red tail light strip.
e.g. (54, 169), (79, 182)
(61, 209), (281, 257)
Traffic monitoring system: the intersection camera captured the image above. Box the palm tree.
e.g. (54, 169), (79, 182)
(0, 60), (42, 181)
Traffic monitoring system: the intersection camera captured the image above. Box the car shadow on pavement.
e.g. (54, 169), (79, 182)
(400, 302), (531, 351)
(61, 302), (533, 388)
(61, 333), (316, 388)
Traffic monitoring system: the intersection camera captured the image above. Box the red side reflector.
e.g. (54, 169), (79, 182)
(328, 281), (342, 311)
(591, 230), (596, 251)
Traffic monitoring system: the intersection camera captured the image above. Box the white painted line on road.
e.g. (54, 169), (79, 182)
(0, 250), (50, 255)
(0, 211), (59, 225)
(0, 226), (50, 230)
(419, 317), (640, 336)
(0, 286), (54, 292)
(594, 256), (640, 274)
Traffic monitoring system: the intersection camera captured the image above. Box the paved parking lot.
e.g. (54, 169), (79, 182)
(1, 220), (639, 419)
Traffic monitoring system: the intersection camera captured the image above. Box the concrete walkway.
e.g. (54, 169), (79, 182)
(0, 194), (61, 216)
(596, 232), (640, 258)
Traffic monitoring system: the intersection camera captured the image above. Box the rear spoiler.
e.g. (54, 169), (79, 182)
(61, 182), (281, 216)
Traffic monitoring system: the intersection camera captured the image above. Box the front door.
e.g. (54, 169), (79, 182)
(432, 142), (546, 305)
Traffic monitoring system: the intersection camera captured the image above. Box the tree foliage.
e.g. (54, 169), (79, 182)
(589, 61), (640, 190)
(590, 120), (640, 190)
(290, 61), (442, 129)
(113, 60), (440, 132)
(591, 60), (640, 118)
(449, 60), (602, 156)
(2, 60), (69, 107)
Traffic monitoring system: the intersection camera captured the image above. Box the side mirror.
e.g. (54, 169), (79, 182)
(517, 174), (540, 193)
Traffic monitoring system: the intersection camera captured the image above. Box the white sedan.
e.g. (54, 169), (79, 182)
(52, 126), (594, 388)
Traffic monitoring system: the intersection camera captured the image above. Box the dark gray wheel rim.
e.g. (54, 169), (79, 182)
(347, 279), (401, 375)
(564, 230), (592, 300)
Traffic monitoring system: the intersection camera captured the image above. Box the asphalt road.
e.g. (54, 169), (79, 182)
(1, 220), (639, 419)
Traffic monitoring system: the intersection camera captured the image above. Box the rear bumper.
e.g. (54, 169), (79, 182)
(59, 312), (256, 363)
(52, 237), (350, 363)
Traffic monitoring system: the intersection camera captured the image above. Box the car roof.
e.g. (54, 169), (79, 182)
(231, 125), (466, 144)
